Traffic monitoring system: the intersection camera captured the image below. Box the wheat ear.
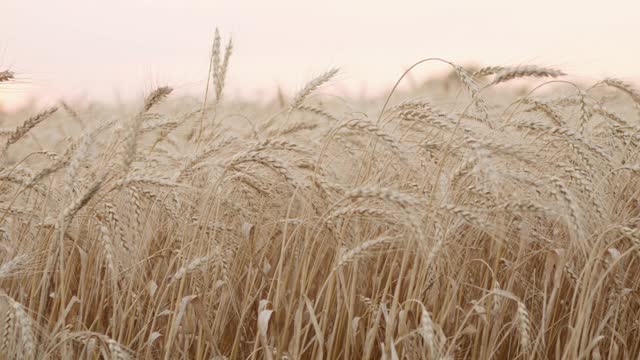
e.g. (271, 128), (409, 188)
(492, 66), (565, 85)
(290, 68), (339, 109)
(3, 107), (58, 154)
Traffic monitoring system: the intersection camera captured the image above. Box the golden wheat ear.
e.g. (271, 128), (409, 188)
(2, 107), (58, 155)
(490, 65), (566, 85)
(290, 68), (339, 109)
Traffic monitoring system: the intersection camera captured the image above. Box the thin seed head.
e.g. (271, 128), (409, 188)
(492, 66), (565, 85)
(291, 68), (339, 109)
(143, 86), (173, 112)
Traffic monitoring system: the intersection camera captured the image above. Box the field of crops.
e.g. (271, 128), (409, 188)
(1, 33), (639, 359)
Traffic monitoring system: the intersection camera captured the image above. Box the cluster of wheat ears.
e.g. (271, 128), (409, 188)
(0, 30), (639, 359)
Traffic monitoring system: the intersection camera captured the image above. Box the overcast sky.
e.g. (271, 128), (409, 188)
(1, 0), (639, 109)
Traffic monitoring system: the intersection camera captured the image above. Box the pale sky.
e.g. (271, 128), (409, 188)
(1, 0), (639, 109)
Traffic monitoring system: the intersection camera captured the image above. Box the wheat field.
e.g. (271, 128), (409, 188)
(0, 32), (639, 359)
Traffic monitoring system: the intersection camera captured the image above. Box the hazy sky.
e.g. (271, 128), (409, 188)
(2, 0), (639, 109)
